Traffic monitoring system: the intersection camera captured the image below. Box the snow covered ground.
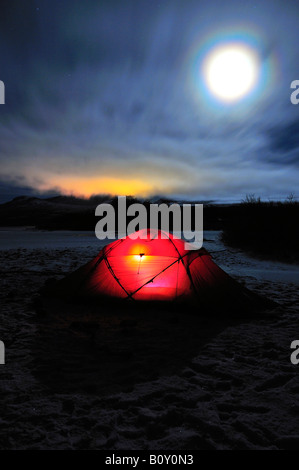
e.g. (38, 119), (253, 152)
(0, 229), (298, 449)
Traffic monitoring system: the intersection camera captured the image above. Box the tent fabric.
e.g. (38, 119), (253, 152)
(50, 229), (266, 308)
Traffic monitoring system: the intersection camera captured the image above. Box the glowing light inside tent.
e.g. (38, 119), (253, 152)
(136, 253), (145, 274)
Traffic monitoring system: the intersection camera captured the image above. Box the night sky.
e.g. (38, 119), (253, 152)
(0, 0), (298, 203)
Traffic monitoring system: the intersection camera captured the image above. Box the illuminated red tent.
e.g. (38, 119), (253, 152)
(50, 229), (267, 309)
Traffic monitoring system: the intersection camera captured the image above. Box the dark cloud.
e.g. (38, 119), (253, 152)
(268, 119), (299, 153)
(0, 0), (298, 201)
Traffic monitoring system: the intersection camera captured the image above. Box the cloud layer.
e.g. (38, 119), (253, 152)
(0, 0), (298, 201)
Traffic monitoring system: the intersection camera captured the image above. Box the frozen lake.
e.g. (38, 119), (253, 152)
(0, 228), (298, 285)
(0, 228), (106, 250)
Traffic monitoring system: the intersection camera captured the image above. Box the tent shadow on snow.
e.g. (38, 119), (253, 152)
(33, 299), (244, 395)
(33, 230), (276, 394)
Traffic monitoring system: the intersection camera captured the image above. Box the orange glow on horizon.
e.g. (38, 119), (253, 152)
(38, 175), (156, 198)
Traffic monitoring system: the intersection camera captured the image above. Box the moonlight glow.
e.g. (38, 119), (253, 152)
(202, 43), (260, 102)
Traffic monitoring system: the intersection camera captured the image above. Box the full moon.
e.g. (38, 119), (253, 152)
(202, 43), (260, 102)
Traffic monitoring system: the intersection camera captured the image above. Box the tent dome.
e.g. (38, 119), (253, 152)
(50, 229), (266, 308)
